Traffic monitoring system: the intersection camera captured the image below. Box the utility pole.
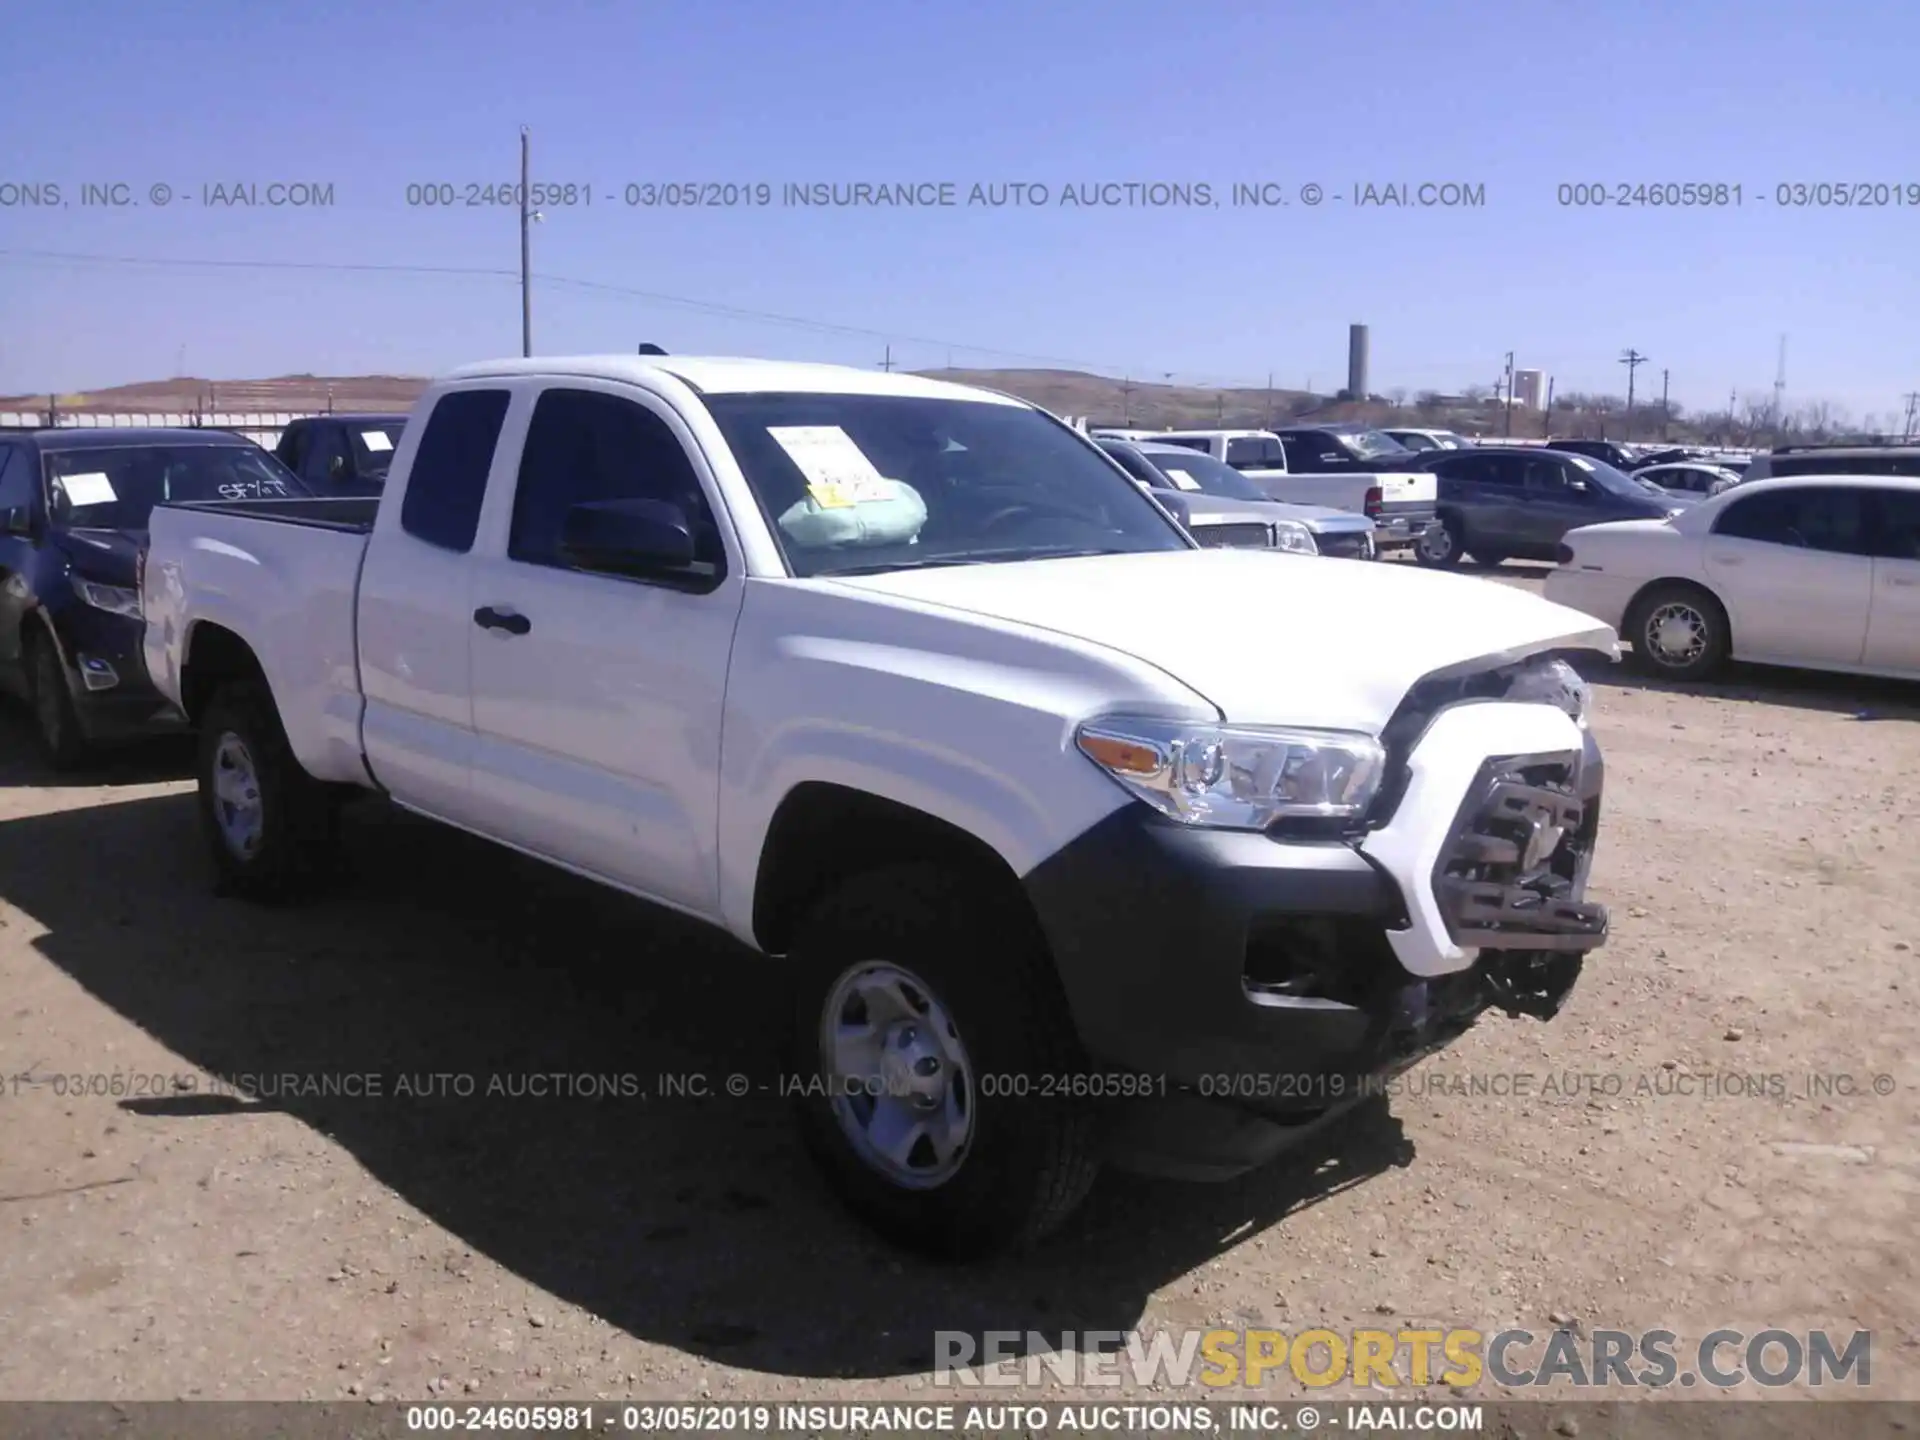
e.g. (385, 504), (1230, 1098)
(1543, 376), (1554, 438)
(519, 126), (533, 357)
(1660, 368), (1670, 440)
(1265, 371), (1273, 426)
(1902, 391), (1919, 440)
(878, 345), (894, 372)
(1619, 349), (1648, 439)
(1120, 375), (1135, 425)
(1772, 334), (1787, 429)
(1216, 391), (1225, 422)
(1502, 351), (1515, 436)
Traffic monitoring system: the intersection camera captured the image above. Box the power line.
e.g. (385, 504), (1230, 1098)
(0, 245), (1272, 387)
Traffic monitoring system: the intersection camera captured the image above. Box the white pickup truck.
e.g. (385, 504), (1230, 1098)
(142, 355), (1614, 1258)
(1131, 427), (1440, 551)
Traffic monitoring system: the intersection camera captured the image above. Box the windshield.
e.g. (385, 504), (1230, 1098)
(1565, 453), (1656, 498)
(45, 445), (307, 529)
(1333, 429), (1415, 461)
(1139, 448), (1268, 501)
(347, 420), (407, 478)
(704, 393), (1191, 577)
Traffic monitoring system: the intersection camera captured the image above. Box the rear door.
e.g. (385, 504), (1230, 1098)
(356, 386), (514, 826)
(1705, 485), (1874, 666)
(1438, 451), (1524, 546)
(464, 381), (745, 916)
(1863, 487), (1920, 675)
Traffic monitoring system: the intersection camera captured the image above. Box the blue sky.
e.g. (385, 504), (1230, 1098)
(3, 0), (1917, 422)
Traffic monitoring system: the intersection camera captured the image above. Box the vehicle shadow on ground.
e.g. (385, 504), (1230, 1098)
(0, 782), (1415, 1381)
(0, 704), (194, 788)
(1572, 651), (1920, 722)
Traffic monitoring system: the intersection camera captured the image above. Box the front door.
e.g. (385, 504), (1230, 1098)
(464, 382), (745, 917)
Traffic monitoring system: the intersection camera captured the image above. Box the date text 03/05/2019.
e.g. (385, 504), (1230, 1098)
(397, 180), (1491, 209)
(1557, 181), (1920, 207)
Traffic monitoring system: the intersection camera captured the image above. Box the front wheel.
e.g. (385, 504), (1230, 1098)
(1627, 583), (1730, 681)
(1414, 516), (1464, 568)
(197, 680), (341, 900)
(27, 632), (90, 772)
(788, 863), (1100, 1259)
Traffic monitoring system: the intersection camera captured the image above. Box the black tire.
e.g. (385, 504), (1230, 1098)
(196, 680), (340, 901)
(787, 862), (1101, 1260)
(1414, 515), (1464, 569)
(26, 630), (90, 772)
(1467, 550), (1508, 569)
(1626, 582), (1730, 681)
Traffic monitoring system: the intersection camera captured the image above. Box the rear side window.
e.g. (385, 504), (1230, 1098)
(0, 445), (29, 510)
(1715, 486), (1871, 555)
(1224, 437), (1267, 468)
(400, 389), (510, 552)
(1155, 436), (1211, 454)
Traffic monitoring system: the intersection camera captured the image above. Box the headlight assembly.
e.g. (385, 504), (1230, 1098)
(1272, 520), (1319, 556)
(71, 575), (142, 618)
(1075, 718), (1385, 830)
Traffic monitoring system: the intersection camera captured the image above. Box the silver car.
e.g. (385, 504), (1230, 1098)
(1097, 439), (1380, 558)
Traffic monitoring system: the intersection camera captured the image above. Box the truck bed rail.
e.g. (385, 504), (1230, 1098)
(155, 496), (379, 532)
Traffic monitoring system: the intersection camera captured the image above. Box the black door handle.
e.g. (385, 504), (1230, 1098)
(473, 606), (531, 635)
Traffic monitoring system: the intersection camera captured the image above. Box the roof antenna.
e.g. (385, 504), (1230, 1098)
(637, 343), (668, 356)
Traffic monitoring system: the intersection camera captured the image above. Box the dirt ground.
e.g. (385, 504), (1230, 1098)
(2, 564), (1916, 1407)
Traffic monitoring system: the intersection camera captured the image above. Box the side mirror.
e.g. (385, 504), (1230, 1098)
(329, 454), (349, 478)
(3, 505), (31, 536)
(560, 498), (696, 577)
(1568, 477), (1592, 494)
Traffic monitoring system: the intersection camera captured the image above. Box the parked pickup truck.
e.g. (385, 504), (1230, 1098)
(1144, 427), (1439, 550)
(143, 355), (1614, 1258)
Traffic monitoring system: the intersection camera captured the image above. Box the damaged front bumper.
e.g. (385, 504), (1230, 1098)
(1021, 700), (1609, 1181)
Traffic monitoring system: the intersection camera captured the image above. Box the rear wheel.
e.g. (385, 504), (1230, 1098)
(197, 680), (341, 900)
(27, 631), (90, 772)
(1627, 583), (1729, 681)
(1414, 515), (1464, 568)
(788, 863), (1100, 1259)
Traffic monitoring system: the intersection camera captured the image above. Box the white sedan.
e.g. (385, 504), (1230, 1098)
(1633, 461), (1744, 502)
(1544, 473), (1920, 681)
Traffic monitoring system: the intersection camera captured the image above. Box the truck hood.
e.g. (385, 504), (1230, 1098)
(824, 548), (1618, 732)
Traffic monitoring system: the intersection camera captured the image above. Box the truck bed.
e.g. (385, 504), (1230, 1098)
(144, 497), (376, 783)
(158, 495), (379, 532)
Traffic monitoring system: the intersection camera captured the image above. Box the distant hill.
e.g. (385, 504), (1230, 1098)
(0, 367), (1330, 429)
(3, 365), (1806, 446)
(0, 374), (427, 413)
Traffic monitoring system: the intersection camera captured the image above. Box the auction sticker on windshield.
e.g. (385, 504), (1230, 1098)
(361, 430), (394, 452)
(769, 425), (894, 508)
(1161, 467), (1203, 491)
(57, 472), (118, 506)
